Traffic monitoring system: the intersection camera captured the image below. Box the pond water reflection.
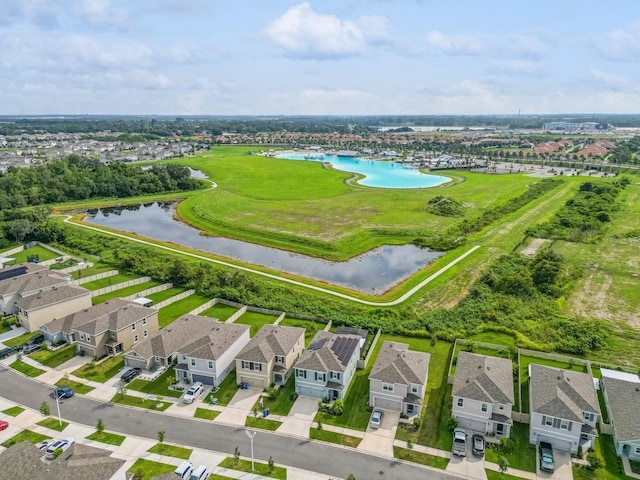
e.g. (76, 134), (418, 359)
(84, 202), (443, 294)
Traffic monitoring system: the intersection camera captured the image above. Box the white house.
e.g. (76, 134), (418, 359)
(600, 368), (640, 462)
(452, 351), (515, 437)
(294, 331), (361, 401)
(529, 363), (600, 453)
(368, 341), (430, 417)
(0, 263), (70, 315)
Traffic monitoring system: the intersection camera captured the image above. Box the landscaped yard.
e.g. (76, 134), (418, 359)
(309, 428), (362, 448)
(127, 368), (182, 398)
(314, 368), (371, 431)
(10, 359), (45, 377)
(29, 344), (78, 368)
(252, 377), (296, 416)
(200, 303), (239, 321)
(157, 294), (211, 327)
(127, 459), (176, 480)
(92, 280), (160, 304)
(208, 370), (240, 406)
(81, 272), (138, 291)
(145, 286), (186, 304)
(245, 415), (282, 431)
(279, 318), (325, 346)
(219, 457), (286, 480)
(485, 470), (528, 480)
(234, 311), (278, 337)
(72, 356), (124, 383)
(8, 245), (60, 264)
(37, 418), (69, 432)
(86, 430), (126, 446)
(393, 446), (450, 469)
(1, 429), (50, 447)
(1, 406), (24, 417)
(485, 422), (536, 473)
(55, 377), (95, 395)
(147, 443), (193, 459)
(573, 435), (634, 480)
(71, 263), (116, 280)
(3, 332), (32, 347)
(194, 408), (220, 421)
(110, 394), (172, 411)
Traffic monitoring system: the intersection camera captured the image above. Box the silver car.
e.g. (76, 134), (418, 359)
(370, 409), (384, 429)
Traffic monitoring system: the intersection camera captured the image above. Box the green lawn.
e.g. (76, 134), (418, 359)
(86, 430), (126, 446)
(200, 303), (239, 321)
(1, 429), (50, 447)
(71, 263), (116, 280)
(72, 356), (124, 383)
(194, 408), (220, 421)
(309, 428), (362, 448)
(208, 371), (240, 406)
(393, 446), (450, 469)
(110, 394), (171, 411)
(127, 368), (182, 398)
(10, 359), (45, 377)
(127, 459), (176, 480)
(158, 294), (211, 327)
(3, 332), (32, 347)
(219, 457), (287, 480)
(253, 376), (296, 416)
(55, 377), (95, 395)
(573, 435), (634, 480)
(147, 443), (192, 459)
(8, 245), (60, 264)
(234, 311), (278, 337)
(245, 415), (282, 431)
(81, 272), (138, 290)
(485, 469), (529, 480)
(209, 475), (236, 480)
(485, 423), (536, 473)
(279, 318), (326, 346)
(29, 344), (78, 368)
(37, 418), (69, 432)
(1, 406), (25, 417)
(145, 287), (186, 304)
(314, 369), (371, 431)
(92, 280), (160, 304)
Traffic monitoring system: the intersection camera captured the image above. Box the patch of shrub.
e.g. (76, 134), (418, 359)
(426, 196), (466, 217)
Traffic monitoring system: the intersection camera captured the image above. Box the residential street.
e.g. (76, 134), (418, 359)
(0, 365), (469, 480)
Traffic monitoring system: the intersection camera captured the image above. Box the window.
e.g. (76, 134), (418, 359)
(296, 369), (307, 379)
(315, 372), (325, 382)
(499, 404), (504, 411)
(143, 330), (148, 338)
(79, 333), (85, 341)
(134, 334), (139, 343)
(131, 323), (136, 331)
(382, 383), (394, 392)
(411, 384), (419, 394)
(560, 419), (570, 430)
(457, 398), (464, 407)
(191, 358), (196, 366)
(583, 412), (593, 421)
(86, 334), (91, 342)
(208, 361), (213, 369)
(636, 446), (640, 454)
(242, 361), (250, 369)
(275, 356), (284, 364)
(481, 404), (488, 412)
(543, 416), (553, 427)
(142, 318), (147, 325)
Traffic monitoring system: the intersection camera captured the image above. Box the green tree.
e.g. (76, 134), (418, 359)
(268, 456), (274, 474)
(8, 218), (35, 242)
(587, 451), (604, 471)
(117, 380), (127, 400)
(96, 418), (105, 434)
(39, 401), (50, 417)
(158, 430), (165, 443)
(498, 456), (509, 475)
(234, 446), (240, 465)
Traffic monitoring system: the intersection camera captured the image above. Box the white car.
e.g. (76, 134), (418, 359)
(45, 437), (74, 459)
(182, 382), (204, 404)
(174, 461), (193, 479)
(189, 464), (209, 480)
(370, 409), (384, 429)
(36, 440), (52, 451)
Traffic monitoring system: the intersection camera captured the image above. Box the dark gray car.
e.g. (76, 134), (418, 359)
(539, 441), (555, 473)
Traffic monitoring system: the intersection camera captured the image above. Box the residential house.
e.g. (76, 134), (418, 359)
(125, 314), (250, 387)
(529, 363), (600, 453)
(369, 341), (430, 416)
(15, 284), (92, 332)
(41, 298), (158, 358)
(600, 368), (640, 461)
(294, 331), (361, 400)
(452, 351), (515, 437)
(0, 263), (70, 315)
(235, 324), (305, 389)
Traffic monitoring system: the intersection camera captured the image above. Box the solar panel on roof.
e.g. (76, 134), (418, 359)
(308, 338), (328, 350)
(0, 265), (27, 281)
(332, 336), (359, 365)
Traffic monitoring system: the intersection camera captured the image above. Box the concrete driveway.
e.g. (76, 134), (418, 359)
(357, 409), (399, 457)
(277, 396), (318, 438)
(445, 440), (487, 480)
(537, 449), (573, 480)
(214, 387), (262, 427)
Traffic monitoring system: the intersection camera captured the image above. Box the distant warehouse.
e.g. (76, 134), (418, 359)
(542, 121), (609, 132)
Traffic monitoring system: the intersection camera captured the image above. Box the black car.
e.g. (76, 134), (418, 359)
(471, 433), (485, 456)
(26, 332), (44, 345)
(539, 441), (555, 473)
(23, 343), (41, 355)
(52, 387), (75, 399)
(0, 347), (18, 360)
(121, 367), (142, 383)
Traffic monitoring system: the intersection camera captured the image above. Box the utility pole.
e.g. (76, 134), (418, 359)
(244, 429), (257, 472)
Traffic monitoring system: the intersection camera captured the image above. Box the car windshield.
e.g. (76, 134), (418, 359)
(542, 454), (553, 462)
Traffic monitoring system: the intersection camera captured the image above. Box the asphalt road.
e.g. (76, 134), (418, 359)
(0, 366), (466, 480)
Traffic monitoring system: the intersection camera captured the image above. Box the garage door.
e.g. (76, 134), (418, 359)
(455, 416), (487, 433)
(297, 385), (323, 398)
(538, 435), (573, 453)
(240, 376), (265, 389)
(373, 396), (402, 411)
(192, 374), (215, 386)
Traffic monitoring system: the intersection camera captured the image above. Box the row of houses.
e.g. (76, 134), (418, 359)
(451, 351), (640, 462)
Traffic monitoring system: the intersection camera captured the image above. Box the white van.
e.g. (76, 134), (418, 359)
(182, 382), (204, 404)
(189, 464), (209, 480)
(174, 461), (193, 479)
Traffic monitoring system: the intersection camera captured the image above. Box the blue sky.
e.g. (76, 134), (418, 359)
(2, 0), (640, 115)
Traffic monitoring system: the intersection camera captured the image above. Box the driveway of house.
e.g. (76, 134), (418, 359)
(537, 449), (573, 480)
(214, 387), (262, 427)
(357, 409), (400, 457)
(277, 395), (319, 438)
(445, 442), (487, 480)
(56, 354), (93, 374)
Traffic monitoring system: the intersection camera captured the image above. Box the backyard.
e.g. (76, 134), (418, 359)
(2, 245), (60, 264)
(233, 311), (278, 337)
(145, 286), (186, 304)
(157, 294), (211, 327)
(200, 303), (239, 321)
(92, 280), (160, 304)
(279, 318), (326, 346)
(81, 272), (139, 290)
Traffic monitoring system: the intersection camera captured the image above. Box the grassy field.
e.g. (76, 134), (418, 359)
(92, 280), (160, 304)
(72, 356), (124, 383)
(81, 272), (138, 290)
(310, 428), (362, 448)
(157, 294), (211, 327)
(145, 286), (186, 304)
(200, 303), (239, 321)
(147, 443), (192, 459)
(234, 311), (278, 337)
(1, 429), (50, 447)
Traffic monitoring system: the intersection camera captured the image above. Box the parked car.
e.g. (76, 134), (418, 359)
(370, 409), (384, 429)
(539, 441), (555, 473)
(182, 382), (204, 404)
(0, 420), (8, 431)
(0, 347), (18, 359)
(36, 440), (52, 451)
(52, 387), (75, 399)
(120, 367), (142, 383)
(453, 428), (467, 456)
(189, 464), (209, 480)
(23, 343), (41, 355)
(471, 433), (485, 456)
(174, 461), (193, 479)
(45, 438), (74, 459)
(26, 333), (44, 345)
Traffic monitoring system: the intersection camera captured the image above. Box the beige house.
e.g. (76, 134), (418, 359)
(16, 284), (92, 333)
(41, 298), (158, 359)
(0, 263), (70, 315)
(235, 324), (305, 389)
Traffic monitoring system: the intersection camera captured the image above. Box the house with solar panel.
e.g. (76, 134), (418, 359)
(294, 331), (362, 400)
(0, 263), (70, 316)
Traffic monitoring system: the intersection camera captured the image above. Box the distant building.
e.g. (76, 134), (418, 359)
(542, 122), (606, 132)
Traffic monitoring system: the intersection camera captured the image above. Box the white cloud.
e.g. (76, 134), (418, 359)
(265, 3), (390, 59)
(491, 59), (542, 75)
(79, 0), (128, 28)
(425, 30), (482, 55)
(266, 88), (378, 114)
(508, 34), (547, 60)
(588, 67), (633, 91)
(598, 21), (640, 61)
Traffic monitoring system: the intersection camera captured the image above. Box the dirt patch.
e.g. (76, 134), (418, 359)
(520, 238), (550, 258)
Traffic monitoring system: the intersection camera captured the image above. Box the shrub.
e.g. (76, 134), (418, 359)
(413, 417), (422, 429)
(587, 451), (604, 471)
(499, 437), (514, 455)
(446, 417), (458, 432)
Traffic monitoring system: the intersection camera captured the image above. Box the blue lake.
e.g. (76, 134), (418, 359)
(84, 202), (444, 294)
(276, 153), (450, 189)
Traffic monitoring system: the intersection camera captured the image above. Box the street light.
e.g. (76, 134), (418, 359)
(52, 389), (62, 427)
(244, 429), (257, 472)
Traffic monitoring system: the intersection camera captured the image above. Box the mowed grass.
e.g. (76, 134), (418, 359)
(1, 429), (50, 447)
(127, 459), (175, 480)
(194, 408), (220, 421)
(72, 356), (124, 383)
(127, 368), (182, 398)
(234, 311), (278, 337)
(147, 443), (192, 459)
(157, 294), (211, 327)
(37, 418), (69, 432)
(81, 272), (138, 290)
(279, 318), (326, 346)
(29, 344), (78, 368)
(145, 286), (186, 304)
(71, 263), (116, 280)
(3, 332), (33, 347)
(485, 422), (536, 472)
(253, 376), (297, 416)
(310, 428), (362, 448)
(55, 377), (94, 395)
(1, 406), (25, 417)
(92, 280), (160, 304)
(110, 394), (171, 411)
(393, 446), (449, 469)
(200, 303), (239, 321)
(10, 359), (45, 377)
(7, 245), (60, 264)
(572, 435), (631, 480)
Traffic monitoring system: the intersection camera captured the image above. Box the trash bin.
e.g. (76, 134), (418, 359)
(262, 408), (270, 418)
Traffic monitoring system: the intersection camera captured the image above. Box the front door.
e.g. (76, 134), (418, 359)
(496, 423), (504, 435)
(407, 404), (414, 415)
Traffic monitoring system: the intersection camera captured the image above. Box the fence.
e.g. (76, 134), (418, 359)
(358, 328), (381, 369)
(125, 283), (172, 301)
(324, 320), (332, 332)
(91, 276), (151, 297)
(74, 270), (119, 285)
(0, 245), (27, 256)
(225, 306), (248, 323)
(59, 261), (94, 274)
(187, 298), (217, 316)
(274, 312), (286, 325)
(40, 256), (68, 267)
(155, 290), (194, 309)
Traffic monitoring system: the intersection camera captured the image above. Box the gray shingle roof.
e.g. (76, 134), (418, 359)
(0, 269), (69, 296)
(295, 331), (360, 373)
(529, 363), (600, 422)
(0, 441), (125, 480)
(128, 314), (248, 361)
(16, 284), (91, 311)
(236, 324), (305, 363)
(369, 341), (430, 386)
(452, 351), (515, 405)
(601, 375), (640, 441)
